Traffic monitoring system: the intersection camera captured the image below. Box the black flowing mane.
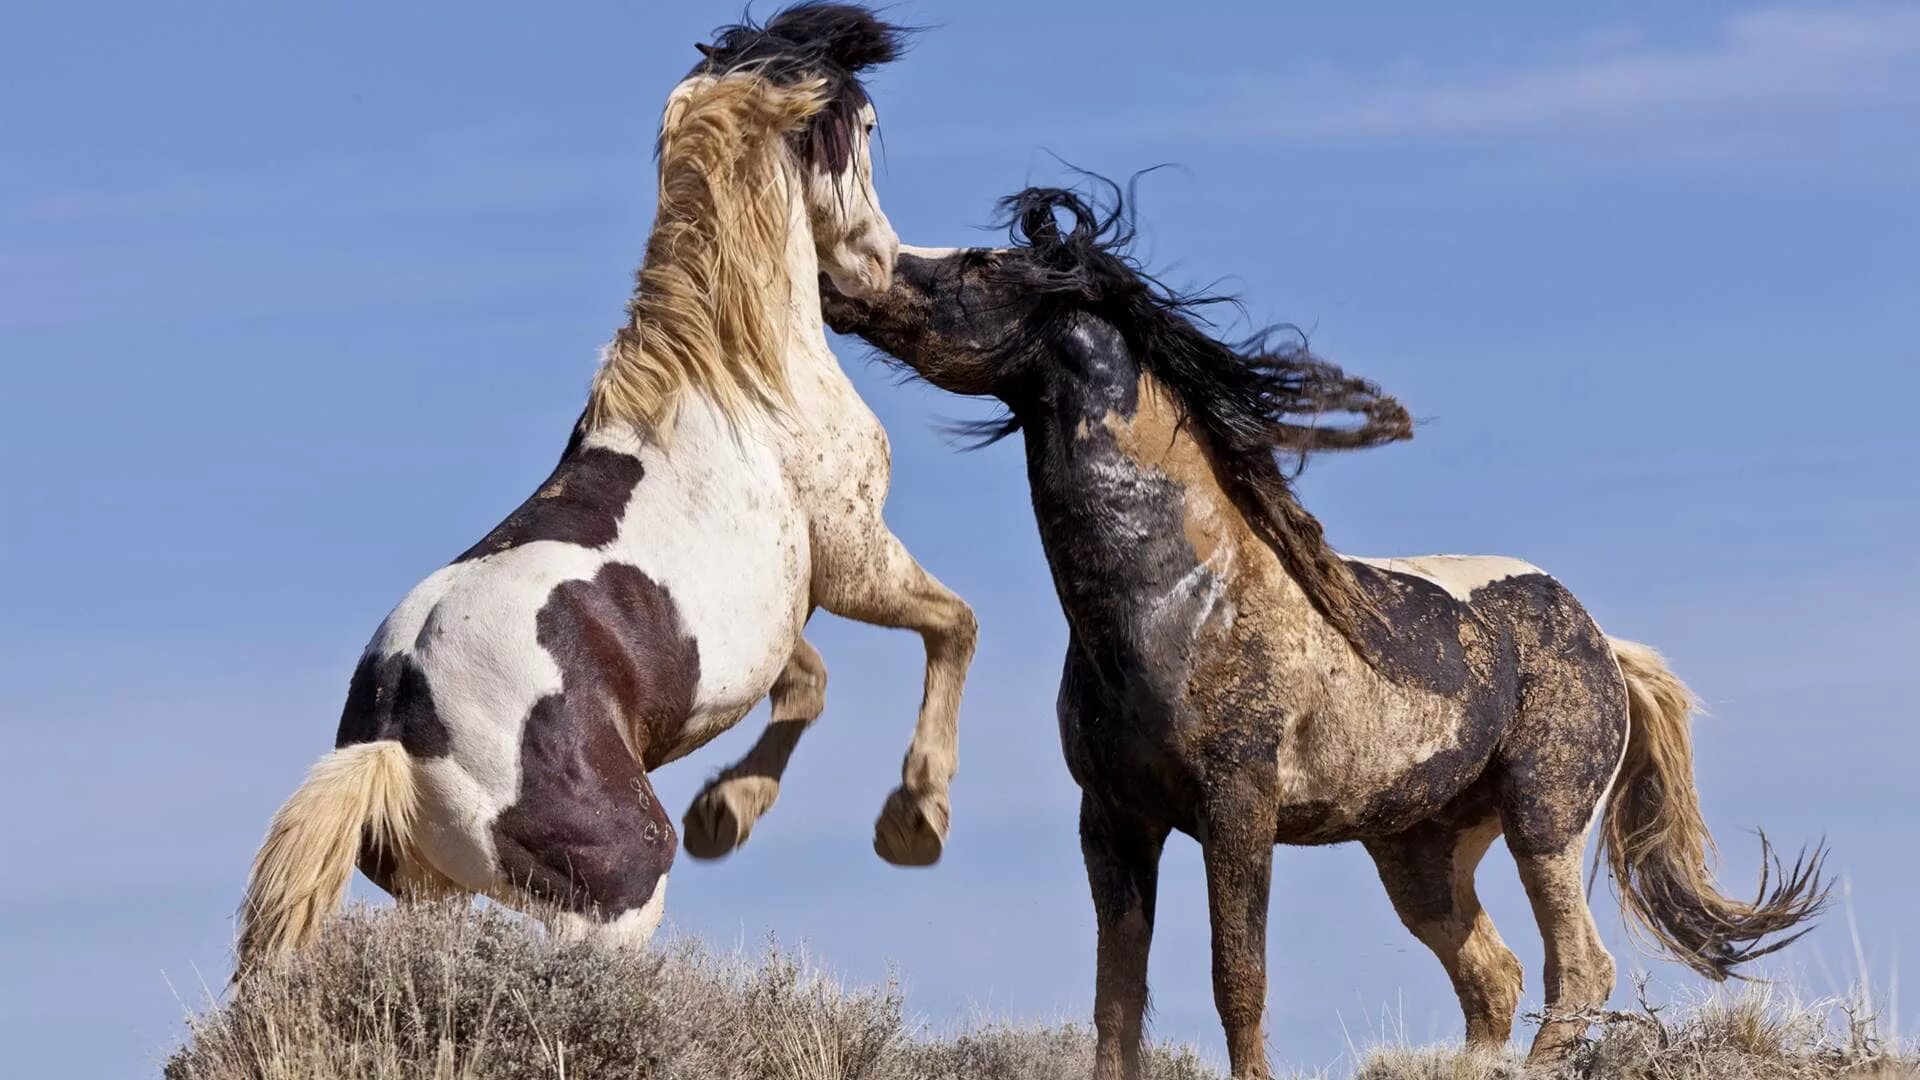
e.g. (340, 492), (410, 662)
(691, 2), (911, 172)
(985, 178), (1415, 657)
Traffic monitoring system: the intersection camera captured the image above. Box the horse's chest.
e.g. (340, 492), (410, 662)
(1059, 693), (1197, 814)
(609, 429), (809, 756)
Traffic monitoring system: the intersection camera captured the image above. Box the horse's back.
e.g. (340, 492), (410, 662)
(427, 415), (804, 744)
(1345, 552), (1617, 673)
(1346, 553), (1545, 603)
(1343, 551), (1621, 710)
(1343, 551), (1629, 849)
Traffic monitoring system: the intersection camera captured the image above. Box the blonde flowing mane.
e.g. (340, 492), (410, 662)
(586, 73), (830, 436)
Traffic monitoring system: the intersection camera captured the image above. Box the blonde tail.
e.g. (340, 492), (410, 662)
(235, 741), (419, 975)
(1600, 638), (1829, 979)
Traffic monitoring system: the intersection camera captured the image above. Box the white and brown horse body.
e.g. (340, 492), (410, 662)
(823, 184), (1826, 1079)
(344, 398), (813, 941)
(238, 5), (975, 969)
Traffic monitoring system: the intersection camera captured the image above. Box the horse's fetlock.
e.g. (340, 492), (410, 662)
(903, 748), (955, 793)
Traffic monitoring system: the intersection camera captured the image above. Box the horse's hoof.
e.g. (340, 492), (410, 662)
(873, 786), (948, 867)
(682, 776), (778, 860)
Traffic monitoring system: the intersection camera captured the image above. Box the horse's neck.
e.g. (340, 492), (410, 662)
(592, 167), (840, 454)
(1027, 371), (1314, 629)
(771, 168), (840, 394)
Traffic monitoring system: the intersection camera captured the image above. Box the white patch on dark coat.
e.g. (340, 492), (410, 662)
(1348, 553), (1547, 601)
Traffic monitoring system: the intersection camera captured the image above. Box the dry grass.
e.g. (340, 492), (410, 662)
(1346, 979), (1918, 1080)
(167, 900), (1214, 1080)
(168, 901), (1916, 1079)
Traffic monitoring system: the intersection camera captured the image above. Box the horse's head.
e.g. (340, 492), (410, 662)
(820, 187), (1122, 403)
(799, 95), (897, 301)
(826, 180), (1413, 456)
(822, 243), (1040, 398)
(687, 2), (904, 301)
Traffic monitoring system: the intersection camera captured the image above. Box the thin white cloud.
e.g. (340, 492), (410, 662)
(1206, 6), (1920, 145)
(8, 120), (623, 227)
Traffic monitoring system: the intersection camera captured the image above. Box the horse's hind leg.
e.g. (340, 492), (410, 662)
(1497, 644), (1629, 1062)
(491, 733), (678, 950)
(1364, 807), (1523, 1049)
(386, 855), (465, 904)
(683, 636), (828, 859)
(1511, 845), (1614, 1061)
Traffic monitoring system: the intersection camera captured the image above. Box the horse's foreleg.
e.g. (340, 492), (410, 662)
(814, 527), (976, 866)
(682, 636), (828, 859)
(1201, 772), (1278, 1080)
(1082, 794), (1168, 1080)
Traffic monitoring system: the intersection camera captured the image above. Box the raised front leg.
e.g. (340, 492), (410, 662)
(1201, 769), (1279, 1080)
(1082, 794), (1168, 1080)
(814, 525), (976, 866)
(683, 636), (828, 859)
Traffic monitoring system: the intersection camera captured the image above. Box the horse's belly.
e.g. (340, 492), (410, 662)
(606, 415), (810, 764)
(638, 536), (803, 737)
(1273, 697), (1505, 843)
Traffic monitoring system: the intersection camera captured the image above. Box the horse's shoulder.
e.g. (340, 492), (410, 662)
(779, 357), (893, 506)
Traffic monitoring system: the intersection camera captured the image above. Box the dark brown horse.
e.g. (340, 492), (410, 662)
(823, 183), (1827, 1078)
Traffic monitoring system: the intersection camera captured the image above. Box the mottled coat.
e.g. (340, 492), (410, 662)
(824, 183), (1826, 1079)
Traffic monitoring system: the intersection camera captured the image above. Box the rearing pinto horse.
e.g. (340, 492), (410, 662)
(238, 4), (975, 971)
(823, 183), (1827, 1078)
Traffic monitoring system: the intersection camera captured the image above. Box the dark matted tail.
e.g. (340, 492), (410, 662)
(1600, 638), (1830, 979)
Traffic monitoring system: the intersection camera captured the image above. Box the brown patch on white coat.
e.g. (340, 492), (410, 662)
(235, 4), (974, 978)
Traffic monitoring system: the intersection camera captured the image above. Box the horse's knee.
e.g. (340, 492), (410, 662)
(946, 598), (978, 647)
(771, 639), (828, 723)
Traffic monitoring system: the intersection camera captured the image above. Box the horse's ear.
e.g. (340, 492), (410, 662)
(693, 42), (716, 59)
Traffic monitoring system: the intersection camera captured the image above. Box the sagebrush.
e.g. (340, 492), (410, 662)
(168, 900), (1215, 1080)
(168, 900), (1915, 1079)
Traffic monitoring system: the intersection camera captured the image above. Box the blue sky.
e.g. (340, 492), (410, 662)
(3, 2), (1916, 1075)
